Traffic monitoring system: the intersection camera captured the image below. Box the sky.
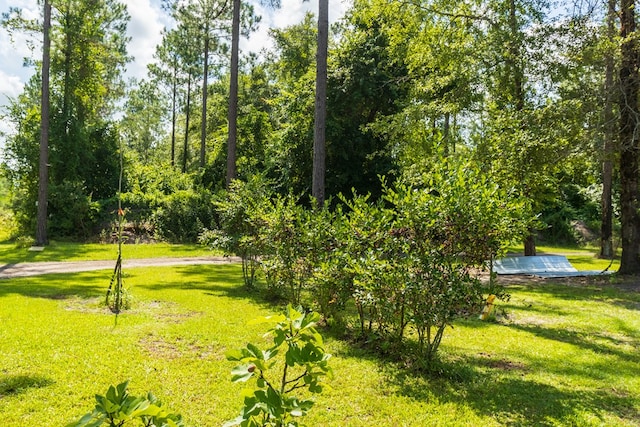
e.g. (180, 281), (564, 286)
(0, 0), (351, 135)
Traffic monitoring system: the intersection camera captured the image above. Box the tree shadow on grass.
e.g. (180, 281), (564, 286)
(0, 271), (104, 300)
(504, 279), (640, 304)
(329, 305), (640, 426)
(507, 322), (640, 365)
(0, 242), (96, 264)
(132, 264), (275, 308)
(0, 374), (55, 398)
(377, 352), (640, 426)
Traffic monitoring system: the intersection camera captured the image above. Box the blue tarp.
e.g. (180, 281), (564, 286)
(493, 255), (610, 278)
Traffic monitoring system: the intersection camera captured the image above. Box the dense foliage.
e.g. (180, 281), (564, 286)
(0, 0), (628, 262)
(209, 161), (527, 364)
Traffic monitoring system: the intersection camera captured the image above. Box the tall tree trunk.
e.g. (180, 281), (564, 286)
(507, 0), (534, 256)
(171, 63), (177, 168)
(36, 0), (51, 247)
(312, 0), (328, 206)
(183, 73), (192, 174)
(524, 232), (536, 257)
(226, 0), (240, 188)
(618, 0), (640, 274)
(201, 29), (209, 169)
(63, 4), (72, 137)
(600, 0), (616, 259)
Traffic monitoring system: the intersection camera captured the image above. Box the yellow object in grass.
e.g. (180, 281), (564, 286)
(479, 294), (496, 320)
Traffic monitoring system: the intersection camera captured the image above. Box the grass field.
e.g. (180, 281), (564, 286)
(0, 251), (638, 426)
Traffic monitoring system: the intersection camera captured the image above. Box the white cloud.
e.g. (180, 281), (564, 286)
(122, 0), (168, 81)
(0, 0), (351, 102)
(244, 0), (351, 54)
(0, 0), (39, 103)
(0, 70), (23, 100)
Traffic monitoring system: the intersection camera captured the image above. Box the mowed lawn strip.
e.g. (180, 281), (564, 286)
(0, 262), (638, 426)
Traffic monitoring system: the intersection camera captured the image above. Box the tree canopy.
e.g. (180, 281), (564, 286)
(1, 0), (638, 271)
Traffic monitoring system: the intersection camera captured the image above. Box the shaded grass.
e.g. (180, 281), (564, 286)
(0, 241), (217, 264)
(0, 264), (639, 426)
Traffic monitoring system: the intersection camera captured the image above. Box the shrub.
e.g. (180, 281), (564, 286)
(204, 176), (272, 288)
(258, 195), (310, 303)
(153, 189), (217, 243)
(344, 163), (526, 361)
(225, 305), (332, 427)
(48, 180), (101, 239)
(220, 161), (527, 365)
(67, 380), (184, 427)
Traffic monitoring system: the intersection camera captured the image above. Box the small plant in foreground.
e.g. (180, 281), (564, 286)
(106, 142), (129, 314)
(225, 305), (332, 427)
(106, 207), (130, 313)
(66, 380), (184, 427)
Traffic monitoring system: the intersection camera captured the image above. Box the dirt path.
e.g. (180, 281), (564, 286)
(0, 256), (242, 279)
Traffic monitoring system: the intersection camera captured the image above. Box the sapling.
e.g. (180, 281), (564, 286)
(225, 305), (332, 427)
(105, 138), (129, 314)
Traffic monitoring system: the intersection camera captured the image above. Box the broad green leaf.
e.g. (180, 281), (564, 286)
(222, 415), (245, 427)
(225, 348), (245, 361)
(246, 343), (263, 359)
(231, 363), (256, 383)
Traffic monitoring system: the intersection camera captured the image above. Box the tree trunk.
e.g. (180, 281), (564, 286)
(226, 0), (240, 188)
(507, 0), (535, 256)
(443, 112), (450, 156)
(600, 0), (616, 259)
(524, 232), (536, 257)
(618, 0), (640, 274)
(63, 4), (72, 136)
(36, 0), (51, 247)
(312, 0), (328, 206)
(182, 73), (192, 174)
(200, 29), (209, 169)
(171, 62), (177, 168)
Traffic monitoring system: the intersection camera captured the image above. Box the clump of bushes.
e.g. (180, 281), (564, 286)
(210, 161), (528, 365)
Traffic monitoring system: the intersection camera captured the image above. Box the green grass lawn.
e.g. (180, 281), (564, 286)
(0, 241), (217, 264)
(0, 260), (638, 426)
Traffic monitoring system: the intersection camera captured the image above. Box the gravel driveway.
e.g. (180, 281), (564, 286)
(0, 256), (241, 279)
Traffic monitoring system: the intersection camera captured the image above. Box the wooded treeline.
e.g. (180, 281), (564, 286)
(2, 0), (640, 272)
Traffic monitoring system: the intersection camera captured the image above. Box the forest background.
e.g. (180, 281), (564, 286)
(0, 0), (636, 271)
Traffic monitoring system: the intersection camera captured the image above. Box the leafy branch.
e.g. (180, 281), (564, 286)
(225, 305), (332, 427)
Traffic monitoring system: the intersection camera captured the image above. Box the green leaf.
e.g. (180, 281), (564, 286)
(231, 363), (256, 383)
(246, 343), (263, 359)
(248, 314), (286, 325)
(105, 385), (117, 404)
(225, 348), (245, 361)
(115, 380), (129, 398)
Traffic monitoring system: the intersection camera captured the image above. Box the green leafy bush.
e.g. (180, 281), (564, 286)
(153, 189), (217, 243)
(225, 305), (332, 427)
(67, 380), (184, 427)
(258, 195), (310, 303)
(203, 176), (271, 288)
(217, 161), (526, 365)
(342, 163), (526, 361)
(48, 180), (101, 239)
